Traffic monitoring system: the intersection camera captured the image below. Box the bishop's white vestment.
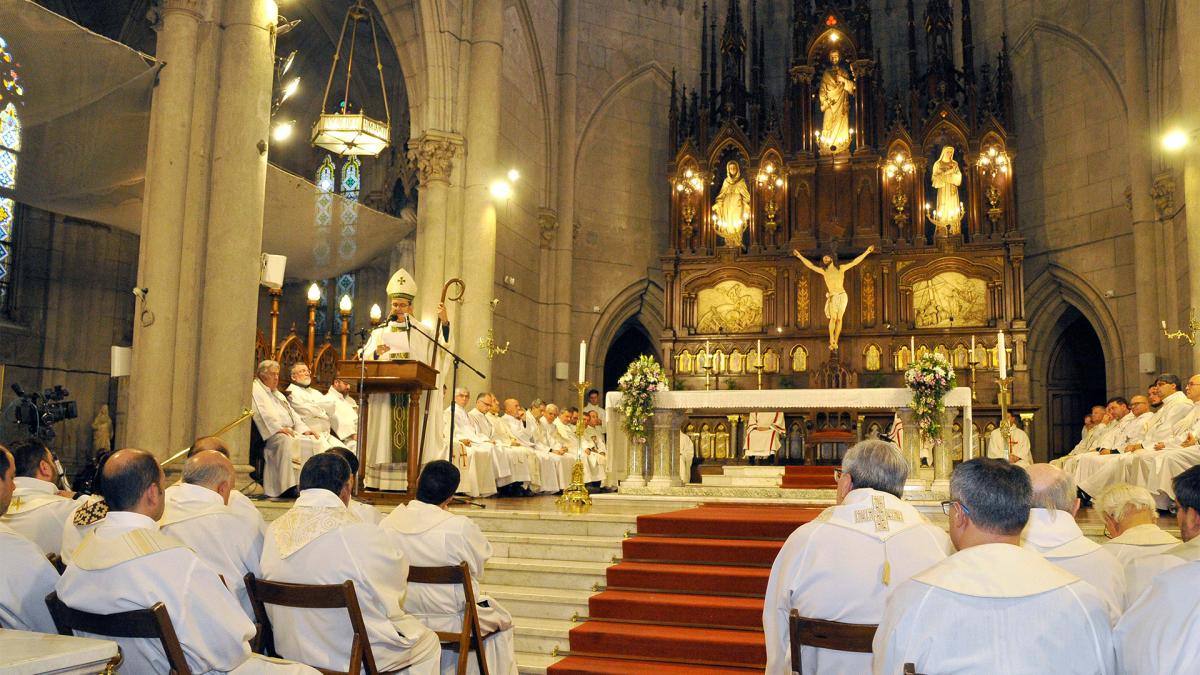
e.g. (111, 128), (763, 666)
(260, 489), (441, 674)
(763, 488), (953, 675)
(0, 522), (58, 633)
(1022, 508), (1126, 620)
(57, 511), (316, 674)
(251, 378), (323, 497)
(1115, 559), (1200, 674)
(324, 387), (360, 450)
(1, 476), (80, 555)
(442, 404), (498, 498)
(986, 425), (1032, 466)
(382, 500), (518, 675)
(1123, 536), (1200, 607)
(1102, 523), (1180, 566)
(872, 543), (1116, 675)
(160, 483), (264, 621)
(744, 412), (785, 459)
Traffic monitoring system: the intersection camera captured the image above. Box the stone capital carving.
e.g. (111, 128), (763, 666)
(537, 208), (558, 248)
(407, 132), (463, 186)
(160, 0), (209, 19)
(1152, 171), (1176, 220)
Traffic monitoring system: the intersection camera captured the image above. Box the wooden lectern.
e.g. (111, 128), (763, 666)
(336, 359), (438, 504)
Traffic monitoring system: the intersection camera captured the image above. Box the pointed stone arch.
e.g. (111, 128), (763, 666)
(588, 278), (665, 388)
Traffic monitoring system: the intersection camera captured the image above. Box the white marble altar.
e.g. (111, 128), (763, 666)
(0, 631), (118, 675)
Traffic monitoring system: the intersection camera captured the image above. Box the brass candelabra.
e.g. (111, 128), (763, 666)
(557, 381), (593, 511)
(996, 375), (1014, 462)
(966, 347), (980, 402)
(1162, 311), (1200, 344)
(753, 348), (765, 390)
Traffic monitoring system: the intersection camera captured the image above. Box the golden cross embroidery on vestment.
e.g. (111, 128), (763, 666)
(854, 495), (904, 532)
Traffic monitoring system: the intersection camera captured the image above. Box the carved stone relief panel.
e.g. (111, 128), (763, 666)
(696, 281), (764, 333)
(912, 271), (988, 328)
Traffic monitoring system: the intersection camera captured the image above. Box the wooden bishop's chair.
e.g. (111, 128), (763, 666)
(44, 592), (191, 675)
(244, 574), (396, 675)
(408, 562), (492, 675)
(789, 611), (878, 674)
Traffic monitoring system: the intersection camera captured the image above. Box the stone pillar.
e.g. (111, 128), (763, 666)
(647, 409), (683, 489)
(456, 0), (503, 392)
(931, 408), (956, 494)
(622, 437), (647, 488)
(552, 0), (579, 401)
(1180, 0), (1200, 369)
(127, 0), (205, 454)
(194, 0), (277, 463)
(897, 408), (928, 491)
(408, 132), (461, 336)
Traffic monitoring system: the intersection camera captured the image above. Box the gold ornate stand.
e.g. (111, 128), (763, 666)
(557, 381), (593, 512)
(996, 376), (1014, 460)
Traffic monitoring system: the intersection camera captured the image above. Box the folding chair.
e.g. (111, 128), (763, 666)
(45, 591), (189, 675)
(408, 562), (492, 675)
(789, 610), (877, 674)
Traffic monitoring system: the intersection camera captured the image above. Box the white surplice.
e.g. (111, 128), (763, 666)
(0, 476), (80, 555)
(744, 412), (785, 458)
(1115, 559), (1200, 674)
(1074, 411), (1157, 493)
(350, 499), (384, 525)
(465, 407), (520, 486)
(251, 379), (323, 497)
(986, 425), (1032, 466)
(763, 488), (953, 675)
(57, 511), (316, 675)
(159, 483), (264, 621)
(1102, 523), (1180, 566)
(1022, 508), (1126, 620)
(441, 405), (498, 498)
(1125, 401), (1200, 490)
(260, 489), (440, 675)
(324, 387), (360, 450)
(872, 543), (1116, 675)
(1123, 536), (1200, 607)
(285, 383), (339, 436)
(0, 522), (58, 633)
(381, 501), (518, 675)
(493, 415), (559, 493)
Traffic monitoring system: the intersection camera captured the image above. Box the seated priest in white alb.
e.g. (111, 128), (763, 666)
(159, 450), (263, 621)
(872, 458), (1116, 675)
(260, 453), (441, 674)
(0, 445), (59, 633)
(498, 399), (564, 494)
(323, 377), (360, 451)
(744, 411), (785, 465)
(382, 461), (518, 675)
(583, 410), (609, 487)
(986, 412), (1032, 466)
(1053, 411), (1098, 468)
(0, 439), (82, 556)
(1075, 393), (1157, 495)
(763, 440), (952, 675)
(1124, 466), (1200, 607)
(1132, 374), (1200, 506)
(57, 450), (317, 675)
(362, 268), (451, 490)
(1115, 468), (1200, 673)
(1023, 464), (1126, 620)
(1053, 405), (1108, 472)
(1096, 483), (1180, 565)
(552, 406), (588, 488)
(439, 389), (498, 498)
(252, 359), (324, 498)
(583, 389), (606, 432)
(467, 393), (527, 496)
(325, 447), (383, 525)
(285, 363), (348, 452)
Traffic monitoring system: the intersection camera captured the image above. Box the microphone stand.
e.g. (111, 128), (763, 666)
(353, 325), (372, 496)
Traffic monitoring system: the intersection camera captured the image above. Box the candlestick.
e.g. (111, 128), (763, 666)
(910, 336), (916, 365)
(997, 331), (1007, 379)
(558, 381), (594, 511)
(578, 340), (587, 384)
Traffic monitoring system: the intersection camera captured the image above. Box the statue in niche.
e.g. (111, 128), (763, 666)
(793, 245), (875, 351)
(91, 404), (112, 453)
(711, 160), (751, 235)
(929, 145), (964, 234)
(818, 50), (856, 154)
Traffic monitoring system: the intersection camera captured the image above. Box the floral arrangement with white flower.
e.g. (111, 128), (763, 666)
(617, 355), (669, 441)
(903, 351), (957, 442)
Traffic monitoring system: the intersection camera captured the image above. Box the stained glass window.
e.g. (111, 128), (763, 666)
(0, 35), (21, 311)
(0, 103), (19, 151)
(0, 197), (12, 305)
(339, 157), (360, 260)
(339, 157), (360, 200)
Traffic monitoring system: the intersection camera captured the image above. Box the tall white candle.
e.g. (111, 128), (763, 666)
(756, 339), (762, 359)
(997, 331), (1007, 379)
(579, 340), (586, 383)
(970, 335), (976, 352)
(910, 336), (916, 356)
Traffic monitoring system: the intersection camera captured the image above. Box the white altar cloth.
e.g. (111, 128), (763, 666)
(604, 387), (974, 487)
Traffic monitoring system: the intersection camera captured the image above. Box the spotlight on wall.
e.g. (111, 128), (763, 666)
(1162, 128), (1192, 152)
(489, 179), (513, 200)
(280, 77), (300, 104)
(272, 120), (296, 142)
(507, 168), (521, 182)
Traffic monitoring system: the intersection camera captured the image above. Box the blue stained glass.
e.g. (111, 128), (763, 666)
(317, 156), (335, 194)
(0, 149), (15, 188)
(0, 197), (12, 239)
(340, 157), (360, 197)
(0, 103), (19, 151)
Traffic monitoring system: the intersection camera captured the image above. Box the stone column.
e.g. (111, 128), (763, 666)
(551, 0), (579, 400)
(1180, 0), (1200, 369)
(931, 408), (956, 494)
(127, 0), (205, 454)
(456, 0), (503, 392)
(408, 131), (461, 335)
(646, 409), (683, 489)
(194, 0), (277, 463)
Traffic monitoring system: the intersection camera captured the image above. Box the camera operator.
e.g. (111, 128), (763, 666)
(0, 438), (83, 556)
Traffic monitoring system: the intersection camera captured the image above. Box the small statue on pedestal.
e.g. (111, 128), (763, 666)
(91, 404), (112, 454)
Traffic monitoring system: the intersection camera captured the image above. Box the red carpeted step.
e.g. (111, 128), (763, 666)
(588, 590), (764, 629)
(607, 561), (771, 595)
(566, 620), (766, 668)
(636, 505), (820, 540)
(548, 655), (761, 674)
(622, 535), (783, 566)
(781, 465), (839, 489)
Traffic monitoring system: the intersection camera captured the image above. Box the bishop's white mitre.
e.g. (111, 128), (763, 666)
(387, 268), (417, 300)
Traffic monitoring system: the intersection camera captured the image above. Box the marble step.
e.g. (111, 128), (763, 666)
(464, 510), (637, 538)
(719, 466), (786, 477)
(483, 558), (610, 592)
(516, 650), (560, 675)
(699, 475), (783, 487)
(512, 616), (574, 656)
(481, 584), (592, 622)
(488, 532), (625, 564)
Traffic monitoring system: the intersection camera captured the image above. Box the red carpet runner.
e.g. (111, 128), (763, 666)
(547, 504), (822, 674)
(780, 465), (839, 490)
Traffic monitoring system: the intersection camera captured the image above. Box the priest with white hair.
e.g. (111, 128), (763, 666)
(1023, 463), (1126, 620)
(285, 362), (348, 452)
(441, 388), (498, 498)
(497, 398), (564, 494)
(251, 359), (324, 498)
(763, 440), (952, 675)
(873, 458), (1116, 674)
(468, 393), (531, 495)
(1096, 483), (1180, 565)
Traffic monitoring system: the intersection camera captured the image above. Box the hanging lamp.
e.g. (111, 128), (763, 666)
(311, 0), (391, 156)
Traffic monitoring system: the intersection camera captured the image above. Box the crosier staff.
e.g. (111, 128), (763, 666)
(417, 278), (465, 459)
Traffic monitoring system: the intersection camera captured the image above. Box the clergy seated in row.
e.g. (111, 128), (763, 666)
(496, 398), (564, 494)
(582, 410), (609, 488)
(1096, 483), (1181, 565)
(324, 377), (360, 452)
(260, 453), (442, 674)
(0, 438), (81, 556)
(985, 411), (1032, 467)
(382, 460), (519, 674)
(873, 458), (1116, 674)
(251, 359), (326, 498)
(466, 393), (531, 497)
(1052, 408), (1101, 470)
(160, 449), (265, 620)
(1131, 375), (1200, 508)
(1023, 464), (1126, 620)
(1061, 398), (1140, 477)
(1052, 404), (1113, 473)
(1074, 393), (1156, 495)
(441, 389), (499, 498)
(324, 447), (384, 525)
(1123, 466), (1200, 607)
(57, 449), (318, 674)
(0, 444), (59, 634)
(285, 363), (351, 452)
(1115, 465), (1200, 673)
(763, 440), (953, 675)
(744, 411), (785, 465)
(582, 388), (605, 432)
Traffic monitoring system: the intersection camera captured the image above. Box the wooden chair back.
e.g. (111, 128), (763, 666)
(46, 552), (66, 575)
(407, 562), (490, 675)
(45, 591), (191, 675)
(244, 574), (386, 675)
(789, 611), (878, 674)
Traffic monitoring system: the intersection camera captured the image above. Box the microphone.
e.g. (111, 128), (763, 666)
(387, 314), (399, 323)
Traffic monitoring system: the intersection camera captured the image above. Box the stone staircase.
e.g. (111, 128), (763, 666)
(698, 465), (784, 487)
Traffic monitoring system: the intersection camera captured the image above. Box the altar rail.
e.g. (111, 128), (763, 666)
(605, 387), (973, 492)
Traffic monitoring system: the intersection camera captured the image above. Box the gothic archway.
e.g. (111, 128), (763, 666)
(1044, 306), (1106, 459)
(603, 320), (656, 394)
